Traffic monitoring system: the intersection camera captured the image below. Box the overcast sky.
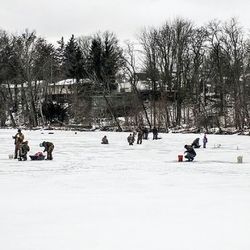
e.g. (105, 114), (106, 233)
(1, 0), (250, 43)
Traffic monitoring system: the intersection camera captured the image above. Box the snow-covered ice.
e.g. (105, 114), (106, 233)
(0, 129), (250, 250)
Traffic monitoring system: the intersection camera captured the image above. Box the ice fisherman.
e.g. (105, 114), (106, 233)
(191, 138), (201, 148)
(12, 129), (24, 159)
(40, 141), (54, 160)
(142, 127), (149, 140)
(184, 145), (197, 162)
(19, 141), (30, 161)
(152, 127), (158, 140)
(101, 135), (109, 144)
(137, 129), (143, 144)
(127, 133), (135, 145)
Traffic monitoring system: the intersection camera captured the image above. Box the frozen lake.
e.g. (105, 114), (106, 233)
(0, 129), (250, 250)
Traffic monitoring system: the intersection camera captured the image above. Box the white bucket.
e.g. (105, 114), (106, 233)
(237, 156), (243, 163)
(9, 154), (14, 159)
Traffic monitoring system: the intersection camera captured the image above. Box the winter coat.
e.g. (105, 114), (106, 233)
(191, 138), (200, 148)
(184, 145), (196, 157)
(13, 132), (24, 145)
(42, 141), (54, 152)
(203, 136), (208, 143)
(127, 134), (135, 145)
(101, 136), (109, 144)
(137, 130), (143, 139)
(19, 142), (30, 156)
(152, 127), (158, 135)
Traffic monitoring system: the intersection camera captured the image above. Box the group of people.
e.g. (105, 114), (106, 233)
(12, 129), (54, 161)
(127, 127), (159, 146)
(184, 134), (208, 161)
(13, 127), (208, 163)
(101, 126), (159, 146)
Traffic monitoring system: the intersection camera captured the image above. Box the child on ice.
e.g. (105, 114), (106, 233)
(203, 134), (208, 148)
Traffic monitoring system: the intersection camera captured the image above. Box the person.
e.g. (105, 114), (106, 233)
(137, 129), (143, 144)
(152, 127), (158, 140)
(184, 145), (196, 161)
(203, 134), (208, 148)
(127, 133), (135, 145)
(191, 138), (201, 148)
(101, 135), (109, 144)
(142, 127), (149, 140)
(40, 141), (54, 160)
(12, 129), (24, 159)
(18, 141), (30, 161)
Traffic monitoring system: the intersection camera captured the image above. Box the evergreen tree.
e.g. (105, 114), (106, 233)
(88, 32), (124, 92)
(63, 35), (85, 82)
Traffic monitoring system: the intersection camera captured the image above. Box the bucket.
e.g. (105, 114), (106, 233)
(237, 156), (243, 163)
(9, 154), (13, 159)
(178, 155), (183, 162)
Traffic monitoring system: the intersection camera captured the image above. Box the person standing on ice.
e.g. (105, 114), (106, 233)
(142, 127), (149, 140)
(40, 141), (54, 160)
(12, 128), (25, 159)
(184, 145), (196, 161)
(203, 134), (208, 148)
(152, 127), (158, 140)
(137, 129), (143, 144)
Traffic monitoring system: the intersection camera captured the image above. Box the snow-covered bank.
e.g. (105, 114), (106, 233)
(1, 129), (250, 250)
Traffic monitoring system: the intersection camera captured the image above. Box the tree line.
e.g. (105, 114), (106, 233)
(0, 17), (250, 131)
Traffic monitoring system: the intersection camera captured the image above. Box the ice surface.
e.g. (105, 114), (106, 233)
(0, 129), (250, 250)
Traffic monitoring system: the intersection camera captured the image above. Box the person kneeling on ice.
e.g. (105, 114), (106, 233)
(127, 133), (135, 145)
(191, 138), (201, 148)
(101, 135), (109, 144)
(40, 141), (54, 160)
(19, 141), (30, 161)
(184, 145), (196, 162)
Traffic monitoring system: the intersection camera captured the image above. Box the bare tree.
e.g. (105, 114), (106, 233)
(122, 41), (152, 129)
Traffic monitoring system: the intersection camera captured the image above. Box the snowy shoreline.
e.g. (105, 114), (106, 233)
(1, 129), (250, 250)
(1, 126), (250, 136)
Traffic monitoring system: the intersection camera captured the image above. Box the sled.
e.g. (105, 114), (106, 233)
(29, 153), (45, 160)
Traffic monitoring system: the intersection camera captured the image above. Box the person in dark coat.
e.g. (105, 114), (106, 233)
(152, 127), (158, 140)
(184, 145), (196, 161)
(40, 141), (54, 160)
(142, 127), (149, 140)
(203, 134), (208, 148)
(18, 141), (30, 161)
(137, 129), (143, 144)
(191, 138), (201, 148)
(101, 135), (109, 144)
(12, 129), (25, 159)
(127, 134), (135, 145)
